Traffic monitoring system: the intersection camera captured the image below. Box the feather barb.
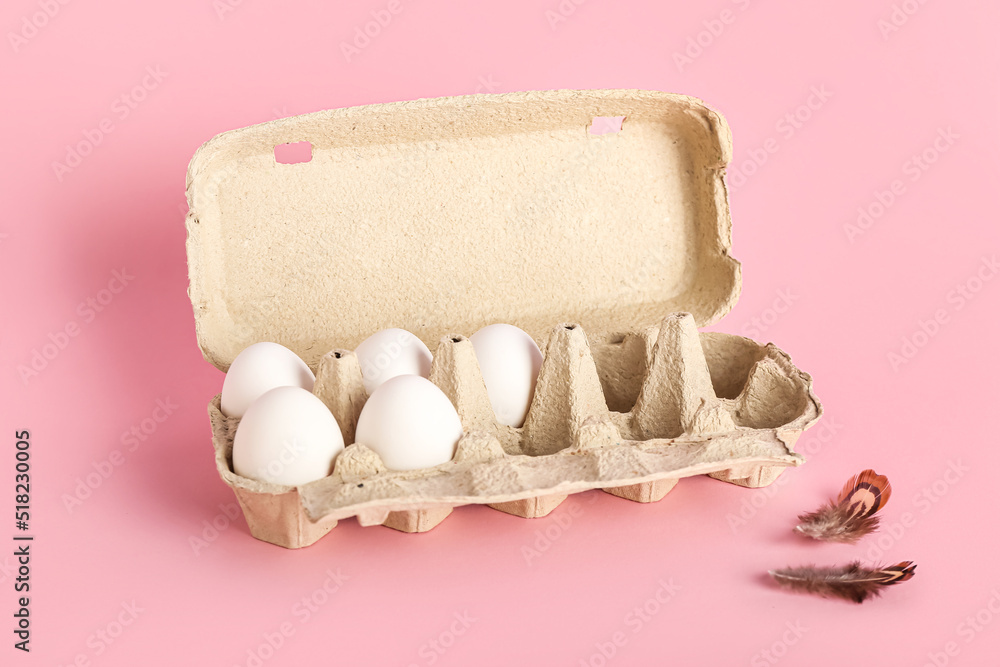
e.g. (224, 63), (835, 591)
(795, 469), (891, 543)
(769, 561), (916, 603)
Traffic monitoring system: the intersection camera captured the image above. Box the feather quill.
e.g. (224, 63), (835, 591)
(769, 561), (916, 603)
(795, 469), (891, 543)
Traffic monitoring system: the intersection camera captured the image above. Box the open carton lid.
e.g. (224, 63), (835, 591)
(185, 89), (741, 371)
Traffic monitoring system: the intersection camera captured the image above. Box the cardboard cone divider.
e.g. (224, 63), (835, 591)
(188, 90), (822, 548)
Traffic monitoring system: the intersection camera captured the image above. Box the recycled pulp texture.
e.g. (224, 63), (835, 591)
(186, 90), (822, 548)
(208, 314), (820, 548)
(185, 89), (741, 370)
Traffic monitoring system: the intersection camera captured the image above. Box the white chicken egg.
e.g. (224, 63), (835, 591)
(354, 328), (432, 395)
(470, 324), (543, 428)
(221, 342), (315, 418)
(354, 375), (463, 471)
(233, 386), (345, 486)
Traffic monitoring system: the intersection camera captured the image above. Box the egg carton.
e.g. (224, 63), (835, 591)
(187, 89), (824, 548)
(208, 312), (820, 548)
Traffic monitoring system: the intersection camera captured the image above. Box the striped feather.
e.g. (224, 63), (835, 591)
(770, 561), (916, 603)
(795, 469), (891, 543)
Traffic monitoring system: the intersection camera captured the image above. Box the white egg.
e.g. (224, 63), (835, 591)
(470, 324), (543, 428)
(354, 375), (463, 471)
(354, 328), (432, 395)
(221, 342), (315, 418)
(233, 386), (344, 486)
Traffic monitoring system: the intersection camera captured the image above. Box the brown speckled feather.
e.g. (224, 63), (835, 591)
(769, 561), (916, 603)
(795, 469), (891, 543)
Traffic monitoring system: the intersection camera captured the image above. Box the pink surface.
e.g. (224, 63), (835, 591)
(3, 0), (998, 664)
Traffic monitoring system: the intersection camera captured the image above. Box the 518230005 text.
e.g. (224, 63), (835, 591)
(13, 430), (33, 652)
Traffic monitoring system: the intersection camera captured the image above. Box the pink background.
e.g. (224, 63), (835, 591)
(3, 0), (999, 664)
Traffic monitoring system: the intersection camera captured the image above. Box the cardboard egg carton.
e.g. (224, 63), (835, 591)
(186, 89), (823, 548)
(208, 314), (819, 547)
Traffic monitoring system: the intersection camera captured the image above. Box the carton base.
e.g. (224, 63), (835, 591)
(603, 478), (678, 503)
(709, 465), (785, 488)
(382, 507), (454, 533)
(489, 494), (568, 518)
(234, 488), (338, 549)
(208, 318), (821, 549)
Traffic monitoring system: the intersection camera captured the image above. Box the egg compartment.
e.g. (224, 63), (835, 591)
(207, 312), (819, 548)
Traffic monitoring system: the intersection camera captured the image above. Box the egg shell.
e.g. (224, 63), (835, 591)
(354, 328), (433, 395)
(354, 374), (463, 471)
(221, 342), (315, 418)
(233, 386), (345, 486)
(470, 324), (543, 427)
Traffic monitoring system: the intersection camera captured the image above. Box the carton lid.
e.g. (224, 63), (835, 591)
(185, 89), (741, 371)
